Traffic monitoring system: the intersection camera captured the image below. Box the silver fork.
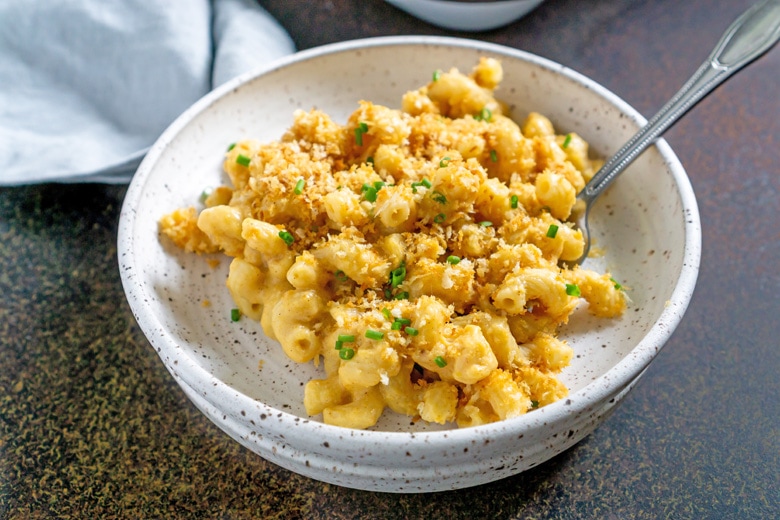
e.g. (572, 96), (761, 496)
(572, 0), (780, 265)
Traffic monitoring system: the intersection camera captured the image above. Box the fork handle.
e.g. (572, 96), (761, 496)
(579, 0), (780, 205)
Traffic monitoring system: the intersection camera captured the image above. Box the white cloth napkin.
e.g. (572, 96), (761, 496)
(0, 0), (294, 185)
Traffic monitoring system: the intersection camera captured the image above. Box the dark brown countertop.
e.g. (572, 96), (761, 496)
(1, 0), (778, 518)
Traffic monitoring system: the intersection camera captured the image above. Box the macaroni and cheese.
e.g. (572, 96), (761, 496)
(159, 58), (626, 429)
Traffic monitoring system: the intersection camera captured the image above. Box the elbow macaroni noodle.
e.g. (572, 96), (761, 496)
(160, 58), (627, 430)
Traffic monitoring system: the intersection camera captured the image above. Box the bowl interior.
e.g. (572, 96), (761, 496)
(121, 38), (697, 434)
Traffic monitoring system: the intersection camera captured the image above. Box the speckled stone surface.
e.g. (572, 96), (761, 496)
(1, 0), (778, 518)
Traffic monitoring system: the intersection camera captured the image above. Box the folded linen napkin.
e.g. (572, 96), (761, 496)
(0, 0), (294, 185)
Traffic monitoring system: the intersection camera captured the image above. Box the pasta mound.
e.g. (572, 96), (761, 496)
(160, 58), (626, 430)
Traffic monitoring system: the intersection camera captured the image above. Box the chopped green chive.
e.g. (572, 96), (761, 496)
(439, 156), (451, 168)
(531, 400), (540, 409)
(293, 178), (305, 195)
(278, 230), (295, 246)
(394, 291), (409, 300)
(479, 221), (493, 227)
(446, 255), (461, 265)
(227, 142), (236, 151)
(236, 154), (251, 167)
(334, 270), (348, 282)
(546, 224), (559, 238)
(404, 327), (419, 336)
(489, 149), (498, 162)
(565, 283), (581, 297)
(391, 320), (403, 331)
(355, 122), (369, 146)
(432, 69), (442, 82)
(366, 156), (374, 164)
(381, 307), (392, 320)
(230, 308), (241, 322)
(510, 194), (518, 209)
(374, 181), (386, 190)
(335, 340), (343, 350)
(362, 183), (379, 202)
(562, 133), (572, 149)
(432, 191), (447, 205)
(338, 334), (356, 343)
(365, 329), (384, 340)
(339, 348), (355, 360)
(411, 178), (432, 193)
(610, 277), (623, 290)
(434, 213), (446, 224)
(434, 356), (447, 368)
(390, 262), (406, 288)
(199, 188), (212, 204)
(474, 107), (493, 122)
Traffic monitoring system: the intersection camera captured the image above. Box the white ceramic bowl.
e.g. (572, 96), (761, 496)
(118, 36), (701, 493)
(386, 0), (545, 31)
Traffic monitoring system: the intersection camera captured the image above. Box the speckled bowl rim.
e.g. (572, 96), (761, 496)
(119, 35), (701, 478)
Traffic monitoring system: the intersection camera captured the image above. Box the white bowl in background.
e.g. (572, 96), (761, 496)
(386, 0), (545, 31)
(118, 36), (701, 493)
